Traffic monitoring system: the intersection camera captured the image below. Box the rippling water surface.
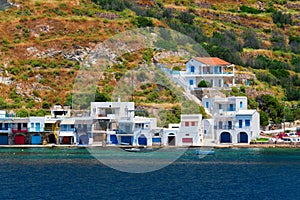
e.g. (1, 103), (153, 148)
(0, 147), (300, 200)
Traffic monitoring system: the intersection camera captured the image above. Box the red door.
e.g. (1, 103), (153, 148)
(15, 135), (25, 145)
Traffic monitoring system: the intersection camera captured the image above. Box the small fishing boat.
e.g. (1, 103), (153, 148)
(124, 148), (141, 152)
(195, 149), (215, 155)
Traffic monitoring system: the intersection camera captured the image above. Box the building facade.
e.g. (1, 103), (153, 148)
(202, 96), (260, 144)
(181, 57), (235, 89)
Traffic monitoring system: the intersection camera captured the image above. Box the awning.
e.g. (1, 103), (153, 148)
(45, 120), (58, 124)
(59, 131), (75, 137)
(60, 119), (76, 125)
(13, 118), (29, 123)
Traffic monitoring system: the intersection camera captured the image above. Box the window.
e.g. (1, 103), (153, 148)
(31, 123), (34, 128)
(204, 130), (207, 134)
(191, 122), (196, 126)
(205, 102), (209, 108)
(239, 120), (243, 128)
(240, 101), (243, 108)
(219, 104), (222, 109)
(185, 122), (189, 127)
(245, 120), (250, 127)
(71, 125), (75, 129)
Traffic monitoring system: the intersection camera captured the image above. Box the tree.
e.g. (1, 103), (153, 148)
(259, 110), (269, 126)
(256, 94), (284, 124)
(95, 90), (111, 102)
(272, 11), (292, 27)
(270, 30), (286, 51)
(243, 29), (260, 49)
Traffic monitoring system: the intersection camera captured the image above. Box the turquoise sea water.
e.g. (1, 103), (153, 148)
(0, 147), (300, 200)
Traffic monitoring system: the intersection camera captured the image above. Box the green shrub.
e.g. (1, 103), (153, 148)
(198, 80), (211, 87)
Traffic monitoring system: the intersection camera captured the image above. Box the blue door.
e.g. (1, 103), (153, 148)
(229, 104), (234, 111)
(121, 136), (132, 145)
(31, 135), (42, 145)
(0, 134), (8, 145)
(220, 132), (231, 143)
(189, 80), (194, 86)
(152, 138), (161, 143)
(190, 66), (195, 73)
(138, 137), (147, 145)
(239, 132), (248, 143)
(110, 135), (118, 144)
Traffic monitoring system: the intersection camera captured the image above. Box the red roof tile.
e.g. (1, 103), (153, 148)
(193, 57), (230, 66)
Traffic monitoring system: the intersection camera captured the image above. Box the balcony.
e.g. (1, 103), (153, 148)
(214, 125), (234, 130)
(12, 128), (28, 133)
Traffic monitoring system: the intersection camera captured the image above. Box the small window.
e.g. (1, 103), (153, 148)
(205, 102), (209, 108)
(71, 125), (75, 129)
(31, 123), (34, 128)
(204, 130), (207, 134)
(191, 122), (196, 126)
(240, 101), (243, 108)
(185, 134), (189, 136)
(23, 123), (27, 128)
(219, 104), (222, 109)
(245, 120), (250, 127)
(185, 122), (189, 127)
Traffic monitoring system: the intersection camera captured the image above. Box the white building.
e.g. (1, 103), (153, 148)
(163, 115), (203, 146)
(202, 96), (260, 144)
(181, 57), (235, 89)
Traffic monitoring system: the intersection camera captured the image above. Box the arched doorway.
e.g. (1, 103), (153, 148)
(220, 132), (231, 143)
(238, 132), (248, 143)
(168, 133), (176, 146)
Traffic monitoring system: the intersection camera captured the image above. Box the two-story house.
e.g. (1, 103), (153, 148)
(90, 101), (134, 145)
(182, 57), (235, 89)
(28, 117), (44, 145)
(202, 96), (259, 144)
(12, 118), (29, 145)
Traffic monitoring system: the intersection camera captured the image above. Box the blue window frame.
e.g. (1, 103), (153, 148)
(245, 120), (250, 127)
(190, 66), (195, 73)
(240, 101), (243, 108)
(189, 80), (194, 85)
(239, 120), (243, 128)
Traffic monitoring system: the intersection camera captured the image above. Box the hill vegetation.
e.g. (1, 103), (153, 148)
(0, 0), (299, 125)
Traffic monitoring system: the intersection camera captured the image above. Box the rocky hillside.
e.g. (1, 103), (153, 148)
(0, 0), (299, 124)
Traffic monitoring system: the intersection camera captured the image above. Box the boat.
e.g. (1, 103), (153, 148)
(195, 149), (215, 155)
(124, 148), (141, 152)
